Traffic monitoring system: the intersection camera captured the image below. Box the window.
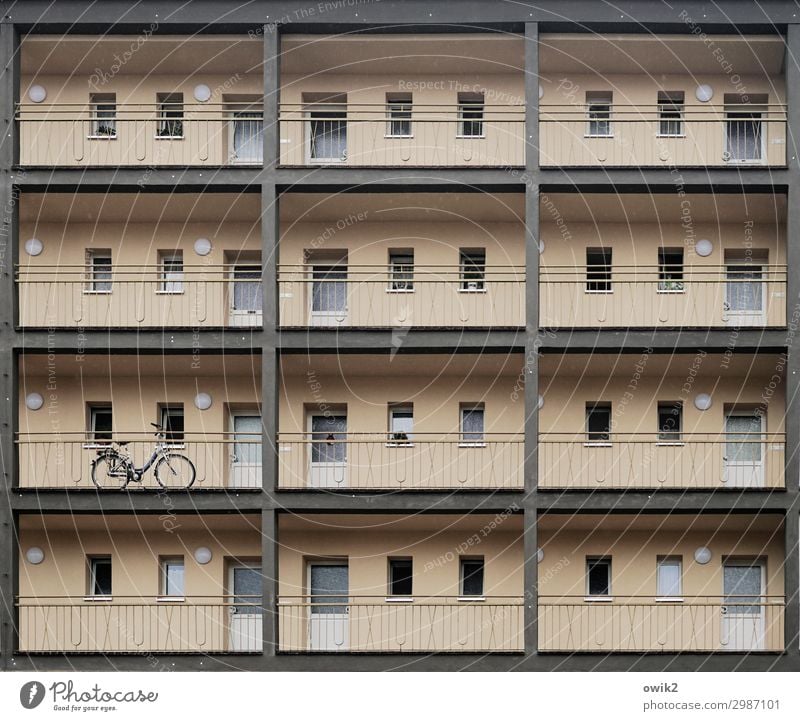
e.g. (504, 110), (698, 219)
(460, 249), (486, 291)
(460, 403), (485, 444)
(89, 404), (113, 442)
(460, 557), (485, 597)
(725, 250), (767, 314)
(388, 558), (413, 597)
(586, 403), (611, 443)
(586, 248), (612, 292)
(586, 557), (611, 597)
(90, 93), (116, 137)
(386, 93), (412, 137)
(656, 556), (682, 598)
(458, 92), (484, 137)
(724, 94), (766, 162)
(87, 556), (112, 597)
(658, 248), (684, 292)
(159, 250), (184, 293)
(305, 93), (347, 162)
(657, 91), (684, 136)
(388, 249), (414, 291)
(226, 96), (263, 164)
(388, 404), (414, 444)
(586, 91), (612, 137)
(159, 556), (185, 598)
(159, 404), (184, 443)
(657, 402), (682, 442)
(157, 92), (184, 138)
(86, 249), (112, 293)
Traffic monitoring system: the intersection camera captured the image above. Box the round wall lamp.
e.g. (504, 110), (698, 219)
(194, 238), (212, 256)
(538, 395), (545, 410)
(25, 393), (44, 411)
(694, 546), (712, 565)
(193, 84), (212, 103)
(538, 240), (545, 254)
(194, 547), (213, 565)
(538, 84), (544, 100)
(694, 393), (712, 411)
(24, 238), (43, 256)
(695, 84), (714, 103)
(695, 239), (714, 257)
(194, 392), (213, 411)
(25, 547), (45, 565)
(536, 548), (545, 563)
(28, 85), (47, 103)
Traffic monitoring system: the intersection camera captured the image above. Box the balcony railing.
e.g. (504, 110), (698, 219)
(17, 265), (263, 328)
(16, 432), (262, 490)
(278, 265), (525, 328)
(539, 104), (787, 167)
(279, 104), (525, 167)
(17, 596), (263, 653)
(17, 103), (264, 167)
(540, 265), (787, 328)
(538, 433), (785, 489)
(538, 596), (784, 652)
(277, 432), (523, 490)
(278, 596), (523, 653)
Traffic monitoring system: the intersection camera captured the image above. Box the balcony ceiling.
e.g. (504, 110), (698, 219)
(20, 354), (262, 378)
(541, 193), (786, 224)
(279, 513), (523, 532)
(21, 193), (261, 223)
(540, 34), (785, 75)
(22, 35), (263, 76)
(20, 513), (262, 532)
(281, 34), (524, 76)
(538, 513), (783, 533)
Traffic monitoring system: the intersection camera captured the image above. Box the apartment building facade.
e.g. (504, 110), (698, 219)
(1, 0), (799, 672)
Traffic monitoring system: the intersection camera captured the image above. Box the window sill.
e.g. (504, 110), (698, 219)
(83, 290), (112, 295)
(657, 289), (685, 294)
(87, 135), (118, 140)
(584, 134), (614, 139)
(83, 595), (113, 602)
(584, 596), (614, 602)
(584, 442), (612, 447)
(384, 135), (414, 139)
(385, 597), (414, 603)
(655, 597), (684, 603)
(156, 596), (185, 603)
(459, 442), (487, 448)
(656, 134), (686, 139)
(457, 596), (485, 602)
(656, 441), (685, 446)
(459, 288), (487, 293)
(386, 442), (414, 448)
(455, 135), (486, 140)
(385, 288), (415, 294)
(154, 136), (185, 140)
(585, 290), (613, 294)
(155, 290), (185, 295)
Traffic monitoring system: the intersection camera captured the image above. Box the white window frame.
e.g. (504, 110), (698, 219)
(386, 557), (414, 601)
(158, 556), (185, 601)
(387, 404), (414, 447)
(156, 92), (184, 139)
(585, 556), (613, 601)
(459, 403), (486, 447)
(158, 250), (184, 294)
(457, 93), (485, 139)
(85, 249), (113, 294)
(585, 92), (613, 138)
(387, 250), (415, 293)
(656, 556), (683, 601)
(385, 95), (413, 138)
(458, 557), (485, 600)
(656, 91), (685, 138)
(86, 555), (113, 601)
(89, 93), (117, 139)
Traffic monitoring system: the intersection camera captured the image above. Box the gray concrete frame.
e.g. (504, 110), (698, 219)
(0, 0), (798, 671)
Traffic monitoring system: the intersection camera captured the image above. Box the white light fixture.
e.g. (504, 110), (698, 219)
(25, 547), (44, 564)
(193, 84), (212, 103)
(538, 395), (544, 409)
(28, 85), (47, 103)
(24, 238), (43, 256)
(536, 548), (544, 563)
(695, 84), (714, 103)
(194, 392), (212, 411)
(538, 84), (544, 100)
(694, 393), (712, 411)
(194, 238), (212, 256)
(538, 240), (545, 254)
(694, 546), (712, 565)
(194, 547), (213, 565)
(695, 239), (713, 257)
(25, 393), (44, 411)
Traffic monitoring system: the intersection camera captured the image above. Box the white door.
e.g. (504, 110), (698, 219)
(725, 259), (766, 326)
(722, 560), (765, 651)
(229, 264), (263, 327)
(725, 111), (764, 163)
(309, 414), (347, 488)
(228, 564), (262, 652)
(230, 414), (262, 488)
(230, 112), (264, 165)
(308, 563), (349, 651)
(723, 412), (764, 487)
(306, 105), (347, 163)
(310, 264), (348, 326)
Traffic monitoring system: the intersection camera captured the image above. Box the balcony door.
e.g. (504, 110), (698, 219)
(304, 94), (347, 163)
(724, 251), (767, 327)
(309, 413), (347, 488)
(722, 559), (765, 651)
(308, 561), (349, 651)
(723, 410), (764, 488)
(230, 112), (264, 165)
(310, 256), (348, 326)
(724, 95), (766, 164)
(229, 257), (263, 327)
(228, 562), (262, 652)
(230, 413), (262, 488)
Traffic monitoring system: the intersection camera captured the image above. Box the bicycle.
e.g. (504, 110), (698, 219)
(90, 423), (197, 490)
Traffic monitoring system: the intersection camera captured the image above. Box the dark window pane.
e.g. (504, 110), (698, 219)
(586, 405), (611, 442)
(658, 403), (682, 440)
(91, 558), (112, 596)
(461, 559), (484, 596)
(586, 249), (612, 291)
(389, 559), (413, 596)
(587, 559), (610, 596)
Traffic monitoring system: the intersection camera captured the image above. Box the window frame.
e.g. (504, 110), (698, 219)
(585, 91), (613, 138)
(586, 248), (612, 293)
(459, 248), (487, 292)
(387, 557), (414, 600)
(156, 92), (184, 139)
(460, 403), (486, 447)
(656, 555), (683, 601)
(658, 247), (685, 293)
(387, 403), (414, 446)
(86, 555), (113, 600)
(457, 92), (485, 138)
(84, 248), (113, 294)
(387, 249), (415, 292)
(385, 93), (413, 138)
(158, 555), (186, 601)
(459, 557), (485, 599)
(657, 401), (683, 444)
(656, 91), (685, 138)
(158, 250), (184, 294)
(89, 92), (117, 139)
(585, 556), (612, 600)
(159, 404), (185, 445)
(88, 403), (113, 444)
(585, 402), (612, 446)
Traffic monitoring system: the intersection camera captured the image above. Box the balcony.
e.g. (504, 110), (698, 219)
(278, 596), (523, 653)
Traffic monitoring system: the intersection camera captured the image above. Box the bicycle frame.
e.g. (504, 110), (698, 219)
(99, 437), (176, 484)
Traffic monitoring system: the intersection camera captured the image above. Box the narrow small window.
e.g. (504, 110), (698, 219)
(461, 403), (485, 444)
(460, 557), (485, 597)
(656, 556), (682, 598)
(90, 93), (117, 137)
(388, 250), (414, 291)
(586, 91), (612, 137)
(586, 403), (611, 443)
(157, 92), (184, 137)
(86, 249), (112, 293)
(658, 248), (684, 292)
(159, 404), (184, 443)
(460, 249), (486, 291)
(458, 92), (484, 137)
(160, 556), (185, 597)
(388, 558), (413, 597)
(159, 250), (184, 293)
(89, 404), (113, 442)
(586, 557), (611, 597)
(88, 556), (112, 597)
(586, 248), (612, 292)
(388, 403), (414, 444)
(657, 91), (684, 137)
(386, 93), (412, 137)
(657, 402), (682, 442)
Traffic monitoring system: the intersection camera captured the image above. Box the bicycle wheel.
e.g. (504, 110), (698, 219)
(91, 452), (126, 489)
(154, 453), (196, 489)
